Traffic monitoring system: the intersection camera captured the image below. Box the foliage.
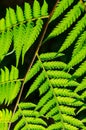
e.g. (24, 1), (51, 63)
(0, 0), (86, 129)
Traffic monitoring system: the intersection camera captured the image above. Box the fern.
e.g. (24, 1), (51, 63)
(0, 0), (86, 130)
(0, 66), (21, 105)
(0, 0), (48, 66)
(0, 109), (12, 130)
(12, 102), (47, 130)
(45, 1), (84, 41)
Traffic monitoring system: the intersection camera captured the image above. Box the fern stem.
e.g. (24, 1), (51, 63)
(8, 0), (59, 129)
(0, 15), (49, 33)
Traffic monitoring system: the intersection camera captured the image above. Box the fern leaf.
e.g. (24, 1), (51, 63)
(5, 9), (12, 29)
(19, 102), (36, 109)
(22, 19), (43, 64)
(63, 114), (85, 128)
(57, 96), (83, 106)
(50, 0), (75, 22)
(0, 1), (48, 64)
(67, 45), (86, 69)
(72, 31), (86, 57)
(0, 66), (21, 104)
(50, 78), (68, 87)
(47, 122), (63, 130)
(39, 80), (49, 95)
(26, 71), (46, 97)
(73, 60), (86, 77)
(36, 90), (53, 110)
(54, 88), (80, 99)
(21, 22), (34, 64)
(24, 61), (41, 83)
(24, 2), (32, 20)
(9, 8), (17, 25)
(43, 61), (67, 70)
(81, 90), (86, 99)
(46, 2), (83, 40)
(13, 102), (47, 130)
(0, 109), (12, 130)
(39, 98), (56, 116)
(41, 0), (48, 16)
(40, 52), (64, 61)
(0, 31), (12, 62)
(24, 53), (64, 83)
(13, 25), (25, 66)
(47, 122), (78, 130)
(58, 14), (86, 53)
(60, 105), (75, 116)
(0, 18), (5, 32)
(16, 5), (24, 22)
(46, 107), (59, 118)
(47, 70), (72, 79)
(33, 0), (41, 18)
(50, 78), (79, 88)
(75, 77), (86, 92)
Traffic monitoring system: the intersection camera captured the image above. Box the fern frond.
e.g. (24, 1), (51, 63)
(41, 0), (48, 16)
(40, 52), (64, 61)
(75, 77), (86, 92)
(46, 2), (84, 41)
(67, 45), (86, 69)
(13, 25), (25, 67)
(0, 31), (12, 61)
(47, 122), (79, 130)
(50, 78), (79, 88)
(81, 90), (86, 99)
(39, 80), (49, 95)
(43, 61), (67, 70)
(33, 0), (41, 18)
(9, 8), (17, 25)
(5, 9), (12, 29)
(57, 96), (83, 106)
(72, 31), (86, 57)
(36, 90), (53, 111)
(0, 18), (5, 31)
(62, 114), (85, 129)
(59, 105), (75, 116)
(0, 66), (21, 104)
(25, 53), (64, 83)
(12, 102), (47, 130)
(22, 18), (43, 64)
(0, 0), (48, 65)
(16, 5), (24, 22)
(58, 14), (86, 53)
(26, 71), (46, 97)
(54, 88), (80, 99)
(50, 0), (75, 22)
(24, 2), (32, 20)
(25, 49), (85, 129)
(73, 60), (86, 77)
(47, 70), (72, 79)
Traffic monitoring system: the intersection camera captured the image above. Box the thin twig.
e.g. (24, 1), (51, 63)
(8, 0), (59, 129)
